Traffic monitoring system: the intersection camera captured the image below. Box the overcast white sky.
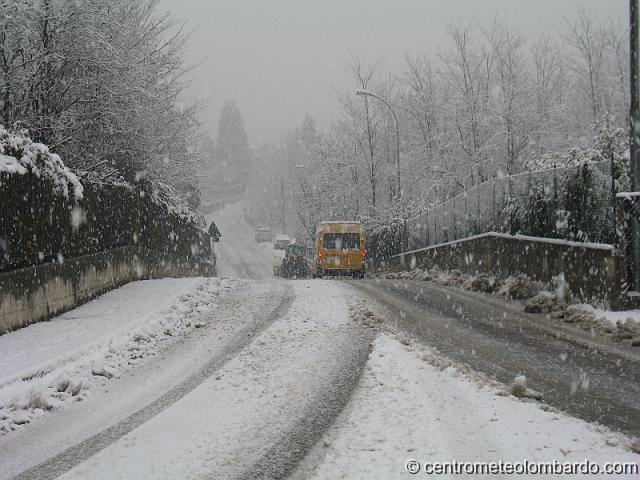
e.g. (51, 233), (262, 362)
(160, 0), (627, 146)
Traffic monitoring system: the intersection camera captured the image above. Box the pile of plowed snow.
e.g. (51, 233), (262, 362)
(0, 277), (236, 434)
(379, 268), (640, 345)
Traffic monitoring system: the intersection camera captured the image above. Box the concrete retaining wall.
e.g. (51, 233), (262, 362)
(383, 232), (625, 309)
(0, 246), (215, 334)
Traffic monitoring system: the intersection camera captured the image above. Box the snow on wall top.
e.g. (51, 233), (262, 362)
(0, 126), (83, 200)
(616, 191), (640, 199)
(395, 231), (615, 258)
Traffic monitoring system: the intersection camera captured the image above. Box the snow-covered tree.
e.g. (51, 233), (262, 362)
(0, 0), (203, 205)
(213, 100), (251, 187)
(245, 9), (630, 250)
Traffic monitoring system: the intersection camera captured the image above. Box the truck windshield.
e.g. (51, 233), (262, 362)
(322, 233), (360, 249)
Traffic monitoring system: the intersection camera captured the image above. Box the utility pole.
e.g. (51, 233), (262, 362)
(281, 178), (286, 233)
(630, 0), (640, 291)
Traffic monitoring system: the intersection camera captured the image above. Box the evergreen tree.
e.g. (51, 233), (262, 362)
(564, 161), (597, 241)
(214, 100), (251, 186)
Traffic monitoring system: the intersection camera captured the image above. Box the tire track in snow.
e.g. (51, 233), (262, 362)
(232, 324), (376, 480)
(11, 285), (295, 480)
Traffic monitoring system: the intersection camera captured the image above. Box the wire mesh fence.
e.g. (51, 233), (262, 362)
(405, 161), (616, 252)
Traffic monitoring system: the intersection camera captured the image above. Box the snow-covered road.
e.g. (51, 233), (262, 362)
(294, 335), (639, 479)
(352, 278), (640, 438)
(1, 200), (638, 479)
(54, 281), (372, 480)
(208, 201), (284, 280)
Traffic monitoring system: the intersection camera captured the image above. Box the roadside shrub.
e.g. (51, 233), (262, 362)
(0, 128), (210, 271)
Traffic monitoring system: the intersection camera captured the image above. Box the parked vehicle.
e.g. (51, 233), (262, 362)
(312, 222), (365, 278)
(273, 234), (291, 250)
(255, 227), (272, 243)
(281, 243), (309, 279)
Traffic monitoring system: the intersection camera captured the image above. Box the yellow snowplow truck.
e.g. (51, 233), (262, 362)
(312, 221), (365, 279)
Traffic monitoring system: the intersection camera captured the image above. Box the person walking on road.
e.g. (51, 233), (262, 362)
(209, 221), (221, 242)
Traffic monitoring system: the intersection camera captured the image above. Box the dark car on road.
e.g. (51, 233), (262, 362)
(281, 243), (308, 279)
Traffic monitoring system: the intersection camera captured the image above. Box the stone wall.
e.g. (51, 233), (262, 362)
(382, 233), (625, 309)
(0, 246), (215, 334)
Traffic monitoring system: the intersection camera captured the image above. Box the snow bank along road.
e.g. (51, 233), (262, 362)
(351, 278), (640, 438)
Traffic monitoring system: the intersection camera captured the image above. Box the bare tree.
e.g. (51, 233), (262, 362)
(563, 7), (607, 129)
(604, 17), (630, 123)
(489, 23), (530, 175)
(441, 20), (494, 185)
(336, 54), (386, 208)
(529, 31), (565, 159)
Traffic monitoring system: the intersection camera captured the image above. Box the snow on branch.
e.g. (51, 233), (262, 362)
(0, 126), (83, 200)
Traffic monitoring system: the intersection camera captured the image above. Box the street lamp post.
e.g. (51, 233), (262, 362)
(356, 89), (401, 199)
